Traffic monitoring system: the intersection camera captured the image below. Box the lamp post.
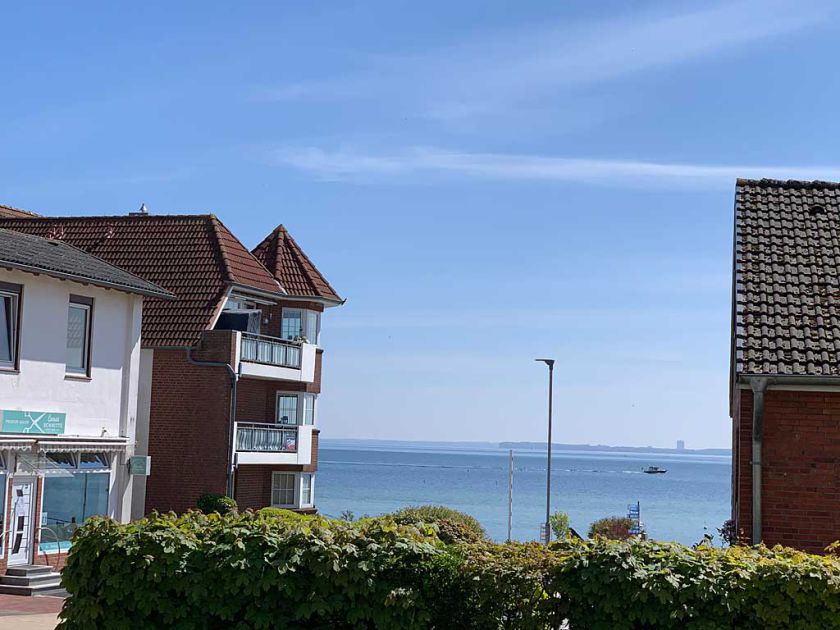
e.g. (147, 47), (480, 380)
(536, 358), (555, 544)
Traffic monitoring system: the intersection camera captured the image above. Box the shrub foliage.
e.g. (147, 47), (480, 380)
(59, 512), (840, 629)
(196, 493), (238, 515)
(587, 515), (635, 540)
(389, 505), (487, 544)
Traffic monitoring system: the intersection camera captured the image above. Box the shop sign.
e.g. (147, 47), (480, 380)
(1, 410), (66, 434)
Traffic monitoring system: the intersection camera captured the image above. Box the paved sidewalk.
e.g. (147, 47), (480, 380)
(0, 595), (63, 629)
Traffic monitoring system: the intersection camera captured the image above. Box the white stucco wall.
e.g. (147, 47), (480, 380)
(0, 269), (142, 440)
(0, 269), (144, 524)
(131, 348), (154, 520)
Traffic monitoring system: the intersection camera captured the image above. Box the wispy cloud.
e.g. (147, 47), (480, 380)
(275, 146), (840, 188)
(258, 0), (831, 121)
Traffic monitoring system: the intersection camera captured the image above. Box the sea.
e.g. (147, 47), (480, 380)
(316, 440), (731, 546)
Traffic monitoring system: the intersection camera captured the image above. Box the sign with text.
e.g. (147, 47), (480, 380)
(128, 456), (151, 476)
(1, 410), (66, 434)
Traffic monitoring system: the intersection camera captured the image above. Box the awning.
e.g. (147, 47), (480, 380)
(0, 438), (37, 451)
(36, 439), (129, 454)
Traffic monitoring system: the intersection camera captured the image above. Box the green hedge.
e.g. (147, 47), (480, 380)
(58, 511), (840, 629)
(388, 505), (487, 544)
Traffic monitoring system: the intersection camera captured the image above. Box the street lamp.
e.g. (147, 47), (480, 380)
(536, 358), (555, 544)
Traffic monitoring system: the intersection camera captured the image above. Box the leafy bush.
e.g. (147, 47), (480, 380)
(196, 493), (238, 515)
(588, 515), (635, 540)
(59, 512), (840, 629)
(59, 511), (442, 629)
(547, 537), (840, 629)
(548, 511), (571, 539)
(389, 505), (486, 544)
(257, 506), (313, 522)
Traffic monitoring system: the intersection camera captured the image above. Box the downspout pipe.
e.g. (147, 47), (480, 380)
(186, 347), (239, 499)
(750, 377), (769, 545)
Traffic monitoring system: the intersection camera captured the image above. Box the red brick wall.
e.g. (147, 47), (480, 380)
(145, 349), (232, 514)
(192, 329), (237, 365)
(236, 375), (321, 422)
(234, 464), (317, 511)
(733, 388), (840, 553)
(310, 429), (319, 470)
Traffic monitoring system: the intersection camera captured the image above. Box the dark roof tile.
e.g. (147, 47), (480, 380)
(0, 214), (282, 347)
(0, 229), (172, 299)
(734, 178), (840, 376)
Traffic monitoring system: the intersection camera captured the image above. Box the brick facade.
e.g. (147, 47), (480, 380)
(146, 349), (232, 514)
(732, 388), (840, 554)
(234, 460), (318, 512)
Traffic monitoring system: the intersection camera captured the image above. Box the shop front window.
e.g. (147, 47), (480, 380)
(40, 472), (109, 553)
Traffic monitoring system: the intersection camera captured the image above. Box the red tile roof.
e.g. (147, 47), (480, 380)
(252, 225), (342, 303)
(0, 214), (282, 347)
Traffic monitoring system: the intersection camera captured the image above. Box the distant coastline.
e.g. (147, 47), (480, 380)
(498, 442), (730, 456)
(321, 438), (730, 456)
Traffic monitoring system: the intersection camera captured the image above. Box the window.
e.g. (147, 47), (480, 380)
(301, 474), (313, 506)
(271, 473), (295, 506)
(304, 311), (320, 345)
(45, 452), (77, 470)
(79, 452), (110, 470)
(40, 472), (109, 552)
(302, 394), (316, 425)
(0, 283), (21, 369)
(281, 309), (302, 340)
(66, 296), (92, 375)
(277, 395), (298, 425)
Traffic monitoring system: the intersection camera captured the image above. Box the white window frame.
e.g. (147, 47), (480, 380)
(66, 299), (92, 376)
(300, 473), (314, 507)
(0, 285), (21, 370)
(280, 307), (320, 345)
(271, 472), (297, 507)
(270, 472), (315, 509)
(275, 391), (317, 426)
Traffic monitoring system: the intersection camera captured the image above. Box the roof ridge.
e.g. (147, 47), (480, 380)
(736, 178), (840, 190)
(279, 227), (341, 299)
(208, 215), (282, 293)
(0, 213), (215, 221)
(0, 203), (40, 217)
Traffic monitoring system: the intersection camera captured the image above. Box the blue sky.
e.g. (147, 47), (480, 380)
(3, 1), (840, 448)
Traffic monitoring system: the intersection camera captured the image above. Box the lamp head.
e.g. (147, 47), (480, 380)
(535, 358), (555, 368)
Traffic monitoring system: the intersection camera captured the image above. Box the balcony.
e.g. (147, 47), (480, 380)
(233, 422), (314, 465)
(240, 333), (301, 368)
(238, 333), (316, 382)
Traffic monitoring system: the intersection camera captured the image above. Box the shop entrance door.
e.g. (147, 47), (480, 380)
(8, 477), (35, 566)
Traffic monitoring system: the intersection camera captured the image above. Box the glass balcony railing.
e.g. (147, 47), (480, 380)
(240, 333), (302, 368)
(235, 422), (298, 452)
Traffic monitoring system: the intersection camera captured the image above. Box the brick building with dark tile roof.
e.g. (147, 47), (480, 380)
(731, 178), (840, 553)
(0, 209), (342, 517)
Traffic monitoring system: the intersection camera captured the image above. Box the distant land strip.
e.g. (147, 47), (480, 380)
(499, 442), (730, 456)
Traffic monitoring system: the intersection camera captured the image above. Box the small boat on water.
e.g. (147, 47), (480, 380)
(643, 466), (667, 474)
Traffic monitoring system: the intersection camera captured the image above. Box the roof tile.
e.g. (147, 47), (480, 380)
(734, 178), (840, 376)
(252, 225), (342, 302)
(0, 214), (281, 347)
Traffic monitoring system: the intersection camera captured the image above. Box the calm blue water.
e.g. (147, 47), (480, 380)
(316, 443), (731, 545)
